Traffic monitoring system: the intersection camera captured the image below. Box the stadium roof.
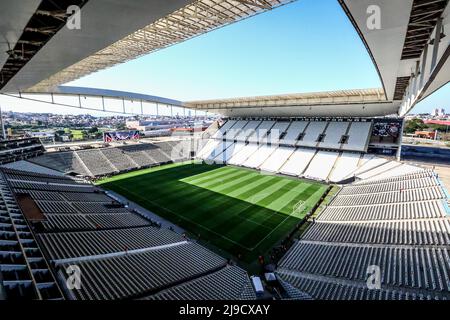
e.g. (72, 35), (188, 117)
(339, 0), (450, 115)
(11, 86), (398, 117)
(185, 88), (401, 117)
(0, 0), (449, 117)
(0, 0), (294, 93)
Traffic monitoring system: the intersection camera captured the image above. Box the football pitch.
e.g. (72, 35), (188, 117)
(97, 162), (327, 263)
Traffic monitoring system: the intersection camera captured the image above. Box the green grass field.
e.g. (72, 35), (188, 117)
(97, 162), (327, 263)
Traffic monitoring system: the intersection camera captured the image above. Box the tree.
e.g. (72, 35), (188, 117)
(404, 119), (426, 134)
(88, 126), (98, 133)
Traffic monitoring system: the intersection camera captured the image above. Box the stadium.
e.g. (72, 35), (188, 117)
(0, 0), (449, 302)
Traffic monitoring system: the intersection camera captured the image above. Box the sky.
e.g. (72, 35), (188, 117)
(0, 0), (448, 116)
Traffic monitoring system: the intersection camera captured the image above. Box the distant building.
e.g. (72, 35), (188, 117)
(431, 108), (445, 117)
(414, 130), (437, 139)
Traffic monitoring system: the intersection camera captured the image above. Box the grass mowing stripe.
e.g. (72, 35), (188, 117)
(180, 166), (236, 184)
(206, 171), (263, 195)
(105, 163), (209, 188)
(203, 179), (295, 234)
(192, 169), (254, 190)
(97, 161), (188, 183)
(232, 176), (287, 203)
(106, 183), (253, 251)
(225, 175), (275, 198)
(264, 182), (311, 212)
(253, 180), (300, 209)
(97, 162), (328, 263)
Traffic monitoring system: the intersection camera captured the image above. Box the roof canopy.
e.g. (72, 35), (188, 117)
(1, 0), (449, 117)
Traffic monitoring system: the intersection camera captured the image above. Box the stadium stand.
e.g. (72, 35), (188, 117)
(267, 121), (290, 144)
(212, 119), (236, 139)
(344, 121), (373, 152)
(207, 141), (233, 161)
(196, 139), (220, 159)
(280, 121), (308, 146)
(28, 151), (91, 176)
(226, 120), (248, 141)
(0, 170), (63, 300)
(298, 121), (327, 148)
(247, 120), (275, 143)
(235, 120), (261, 142)
(276, 170), (450, 300)
(57, 242), (230, 300)
(318, 121), (349, 149)
(213, 142), (246, 164)
(0, 167), (255, 300)
(145, 265), (256, 300)
(28, 141), (194, 178)
(0, 138), (45, 164)
(199, 118), (385, 182)
(279, 148), (316, 177)
(328, 152), (361, 183)
(303, 151), (339, 181)
(101, 148), (138, 171)
(260, 146), (295, 173)
(228, 144), (259, 166)
(243, 145), (276, 169)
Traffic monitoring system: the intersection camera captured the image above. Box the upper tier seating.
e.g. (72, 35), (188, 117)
(280, 121), (308, 146)
(247, 120), (275, 143)
(213, 120), (237, 139)
(266, 121), (290, 144)
(318, 121), (349, 149)
(235, 120), (261, 142)
(225, 120), (248, 141)
(298, 121), (327, 148)
(344, 121), (372, 151)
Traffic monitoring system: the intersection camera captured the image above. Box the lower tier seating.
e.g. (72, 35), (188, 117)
(277, 170), (450, 300)
(145, 266), (256, 300)
(57, 242), (227, 300)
